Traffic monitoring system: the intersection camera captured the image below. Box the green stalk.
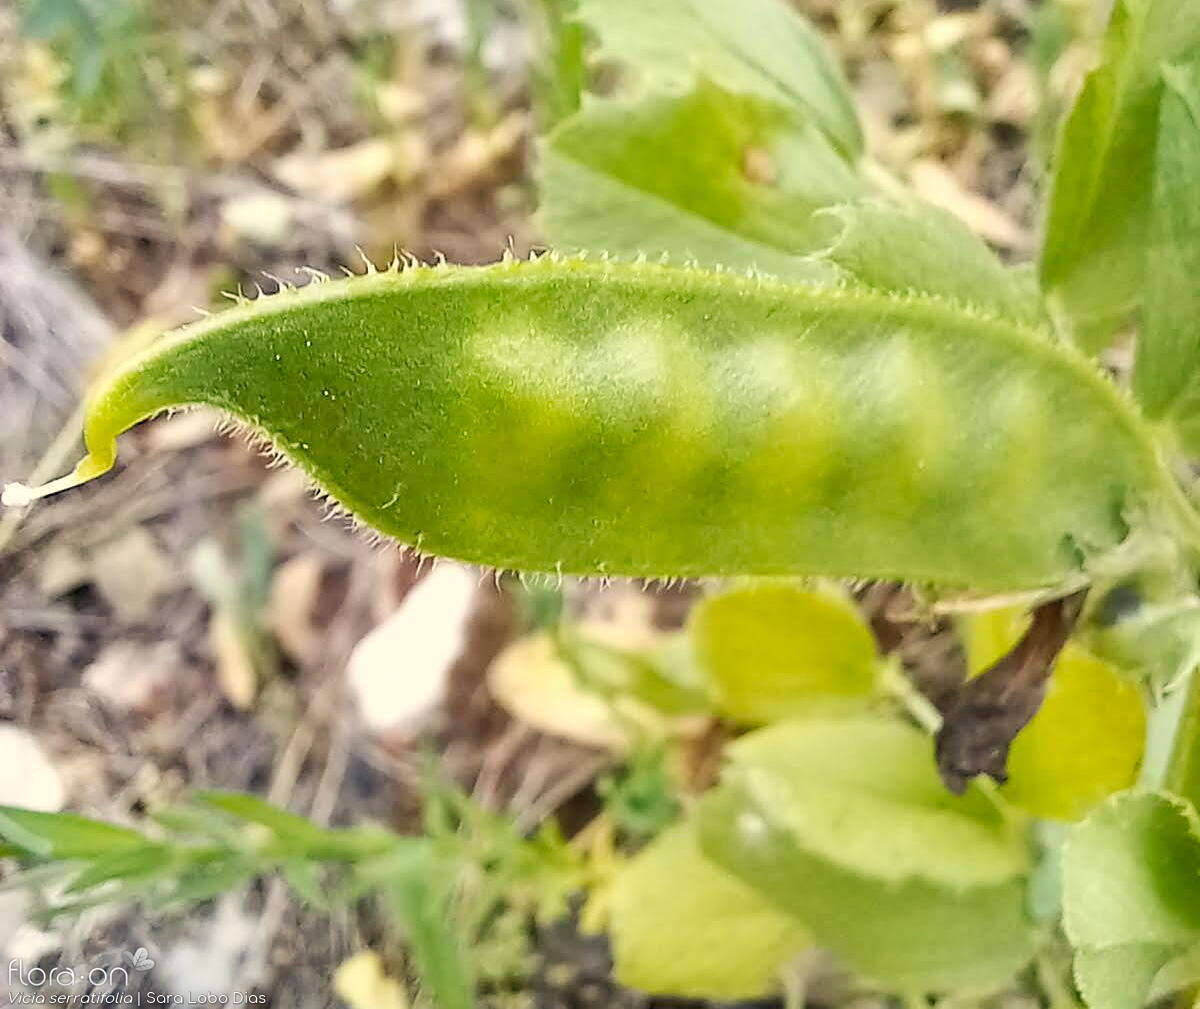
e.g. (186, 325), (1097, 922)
(1164, 666), (1200, 807)
(387, 870), (475, 1009)
(1141, 662), (1200, 807)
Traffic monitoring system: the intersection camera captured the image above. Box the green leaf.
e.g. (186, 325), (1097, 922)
(370, 845), (476, 1009)
(697, 784), (1035, 993)
(0, 806), (146, 860)
(540, 79), (861, 279)
(193, 791), (391, 860)
(1073, 945), (1177, 1009)
(522, 0), (586, 129)
(21, 0), (93, 39)
(962, 608), (1146, 821)
(15, 257), (1194, 592)
(1151, 942), (1200, 1001)
(160, 854), (260, 906)
(817, 199), (1045, 327)
(281, 858), (337, 911)
(194, 791), (328, 838)
(1003, 648), (1145, 821)
(1064, 791), (1200, 948)
(573, 0), (862, 158)
(1133, 57), (1200, 448)
(65, 843), (175, 893)
(488, 631), (674, 751)
(557, 630), (709, 716)
(609, 821), (809, 998)
(597, 745), (682, 841)
(689, 583), (878, 725)
(1063, 791), (1200, 1009)
(725, 716), (1028, 888)
(1088, 596), (1200, 696)
(1039, 0), (1200, 349)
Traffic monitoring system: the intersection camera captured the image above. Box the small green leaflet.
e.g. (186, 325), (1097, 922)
(960, 607), (1145, 821)
(694, 716), (1036, 993)
(609, 821), (810, 998)
(723, 716), (1028, 889)
(540, 78), (860, 279)
(697, 779), (1034, 993)
(817, 200), (1045, 327)
(1039, 0), (1200, 350)
(689, 583), (879, 725)
(572, 0), (862, 159)
(0, 806), (145, 860)
(1133, 56), (1200, 454)
(1063, 791), (1200, 1009)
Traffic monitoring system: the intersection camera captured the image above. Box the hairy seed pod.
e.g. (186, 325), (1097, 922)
(10, 258), (1196, 590)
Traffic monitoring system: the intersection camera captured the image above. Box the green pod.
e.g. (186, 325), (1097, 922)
(13, 258), (1196, 590)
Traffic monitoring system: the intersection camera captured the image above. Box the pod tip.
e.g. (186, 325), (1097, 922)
(2, 467), (98, 508)
(2, 483), (37, 508)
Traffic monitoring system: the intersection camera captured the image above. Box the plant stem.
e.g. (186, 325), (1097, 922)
(1141, 656), (1200, 807)
(1165, 667), (1200, 807)
(389, 868), (475, 1009)
(880, 659), (942, 734)
(1035, 944), (1084, 1009)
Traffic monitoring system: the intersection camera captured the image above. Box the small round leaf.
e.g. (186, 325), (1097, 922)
(690, 584), (878, 725)
(610, 821), (810, 999)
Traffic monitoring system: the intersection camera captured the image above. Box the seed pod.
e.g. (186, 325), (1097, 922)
(9, 258), (1195, 590)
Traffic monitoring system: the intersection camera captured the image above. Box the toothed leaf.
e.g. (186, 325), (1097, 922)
(817, 199), (1045, 326)
(1063, 791), (1200, 1009)
(540, 79), (861, 279)
(573, 0), (862, 159)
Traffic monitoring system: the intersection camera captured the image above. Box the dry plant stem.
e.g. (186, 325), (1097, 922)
(936, 590), (1088, 794)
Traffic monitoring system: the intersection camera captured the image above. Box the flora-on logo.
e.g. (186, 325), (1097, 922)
(122, 947), (155, 972)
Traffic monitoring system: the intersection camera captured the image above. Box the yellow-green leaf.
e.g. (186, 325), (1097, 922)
(609, 821), (809, 999)
(689, 583), (878, 724)
(962, 607), (1146, 821)
(817, 199), (1046, 328)
(488, 631), (668, 751)
(726, 716), (1028, 888)
(698, 782), (1035, 993)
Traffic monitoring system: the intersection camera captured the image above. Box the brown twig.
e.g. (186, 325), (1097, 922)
(936, 589), (1087, 794)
